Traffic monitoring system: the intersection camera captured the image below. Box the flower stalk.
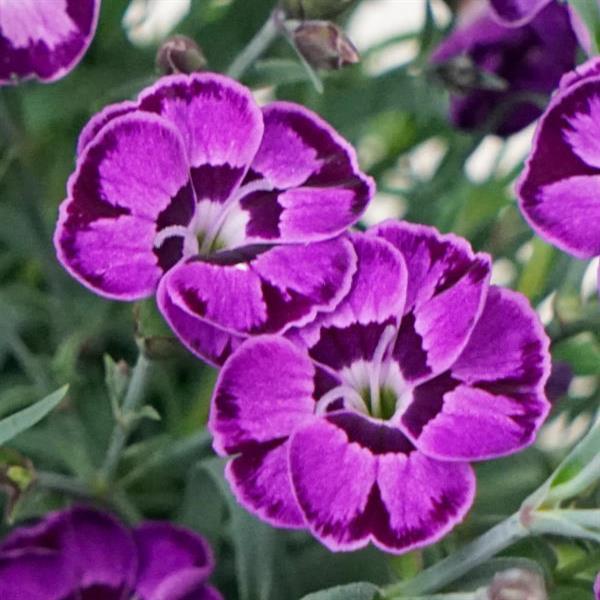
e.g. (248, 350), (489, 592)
(99, 352), (152, 485)
(227, 9), (283, 79)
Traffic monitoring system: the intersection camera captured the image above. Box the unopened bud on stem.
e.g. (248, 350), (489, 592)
(488, 568), (546, 600)
(156, 35), (207, 75)
(293, 21), (359, 70)
(283, 0), (357, 19)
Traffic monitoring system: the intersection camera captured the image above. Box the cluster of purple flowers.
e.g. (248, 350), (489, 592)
(0, 506), (221, 599)
(51, 72), (551, 554)
(2, 0), (598, 594)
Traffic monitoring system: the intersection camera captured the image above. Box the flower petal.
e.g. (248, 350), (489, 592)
(372, 221), (490, 382)
(489, 0), (552, 26)
(518, 70), (600, 258)
(521, 176), (600, 259)
(134, 523), (213, 600)
(240, 102), (373, 243)
(403, 287), (550, 460)
(150, 569), (223, 600)
(55, 113), (191, 300)
(0, 550), (74, 600)
(0, 0), (100, 84)
(138, 73), (264, 202)
(210, 336), (316, 455)
(226, 439), (305, 528)
(157, 279), (243, 366)
(162, 238), (356, 337)
(1, 507), (137, 591)
(295, 233), (407, 352)
(289, 413), (475, 553)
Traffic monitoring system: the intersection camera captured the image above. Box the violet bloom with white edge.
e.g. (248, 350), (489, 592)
(431, 1), (576, 136)
(0, 0), (100, 84)
(517, 57), (600, 293)
(488, 0), (552, 26)
(0, 506), (222, 599)
(55, 73), (373, 366)
(210, 222), (551, 553)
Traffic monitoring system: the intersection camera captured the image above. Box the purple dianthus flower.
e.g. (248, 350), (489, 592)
(55, 73), (373, 365)
(488, 0), (552, 26)
(517, 57), (600, 292)
(0, 505), (222, 599)
(0, 0), (100, 84)
(210, 222), (551, 553)
(431, 1), (577, 136)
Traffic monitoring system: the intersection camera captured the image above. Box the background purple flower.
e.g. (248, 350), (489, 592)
(0, 0), (101, 84)
(431, 2), (577, 136)
(517, 57), (600, 291)
(55, 73), (373, 365)
(210, 222), (551, 553)
(0, 506), (222, 599)
(489, 0), (552, 26)
(595, 573), (600, 599)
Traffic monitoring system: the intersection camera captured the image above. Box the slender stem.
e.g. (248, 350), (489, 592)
(36, 471), (91, 499)
(117, 430), (212, 489)
(227, 10), (280, 80)
(99, 353), (151, 484)
(7, 331), (53, 393)
(384, 514), (527, 597)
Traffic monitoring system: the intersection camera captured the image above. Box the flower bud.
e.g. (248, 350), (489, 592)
(293, 21), (359, 70)
(488, 568), (546, 600)
(156, 34), (206, 75)
(283, 0), (357, 19)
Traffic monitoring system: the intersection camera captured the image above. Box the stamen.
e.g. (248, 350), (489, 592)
(315, 384), (368, 416)
(369, 324), (397, 419)
(199, 178), (274, 254)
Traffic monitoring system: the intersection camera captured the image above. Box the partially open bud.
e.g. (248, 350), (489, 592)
(488, 568), (547, 600)
(283, 0), (357, 19)
(156, 35), (206, 75)
(293, 21), (359, 70)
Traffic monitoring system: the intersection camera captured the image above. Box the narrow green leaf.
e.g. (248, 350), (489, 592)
(300, 582), (380, 600)
(0, 385), (68, 445)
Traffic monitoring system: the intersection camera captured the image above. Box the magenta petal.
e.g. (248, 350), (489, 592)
(55, 113), (191, 300)
(296, 233), (407, 349)
(289, 417), (378, 552)
(150, 570), (223, 600)
(138, 74), (263, 201)
(0, 0), (100, 84)
(241, 102), (373, 243)
(518, 69), (600, 258)
(210, 336), (316, 455)
(134, 523), (213, 600)
(289, 414), (475, 553)
(489, 0), (552, 26)
(372, 221), (490, 380)
(412, 383), (548, 461)
(77, 100), (138, 155)
(0, 550), (74, 600)
(1, 507), (137, 591)
(595, 574), (600, 600)
(404, 287), (550, 460)
(522, 175), (600, 258)
(376, 449), (475, 553)
(157, 279), (243, 366)
(163, 238), (356, 337)
(227, 440), (305, 528)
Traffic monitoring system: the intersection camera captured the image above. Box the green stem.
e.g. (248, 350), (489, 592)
(117, 429), (212, 489)
(384, 514), (527, 597)
(227, 10), (281, 79)
(36, 470), (91, 499)
(99, 353), (151, 484)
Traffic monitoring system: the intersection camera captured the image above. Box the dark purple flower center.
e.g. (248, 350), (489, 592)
(153, 177), (274, 263)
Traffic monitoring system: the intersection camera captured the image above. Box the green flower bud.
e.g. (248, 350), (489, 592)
(293, 21), (359, 70)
